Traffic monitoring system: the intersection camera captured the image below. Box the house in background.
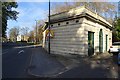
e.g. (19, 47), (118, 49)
(43, 6), (113, 56)
(17, 35), (29, 42)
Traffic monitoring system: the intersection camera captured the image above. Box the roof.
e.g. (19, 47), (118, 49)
(50, 6), (112, 28)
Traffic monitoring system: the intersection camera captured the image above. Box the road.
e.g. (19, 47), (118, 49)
(2, 42), (120, 78)
(2, 42), (35, 78)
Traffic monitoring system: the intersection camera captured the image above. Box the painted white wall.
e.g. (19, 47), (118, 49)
(43, 6), (112, 56)
(83, 18), (112, 55)
(17, 35), (22, 41)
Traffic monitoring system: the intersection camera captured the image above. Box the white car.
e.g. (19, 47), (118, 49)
(109, 42), (120, 54)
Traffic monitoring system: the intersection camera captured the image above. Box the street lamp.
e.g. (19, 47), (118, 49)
(48, 0), (50, 54)
(35, 20), (37, 44)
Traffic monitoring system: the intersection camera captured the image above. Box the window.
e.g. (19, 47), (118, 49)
(66, 22), (69, 24)
(58, 23), (60, 26)
(51, 25), (53, 27)
(76, 20), (79, 23)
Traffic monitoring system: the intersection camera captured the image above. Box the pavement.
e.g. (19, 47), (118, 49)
(28, 47), (66, 78)
(28, 48), (119, 78)
(54, 54), (119, 78)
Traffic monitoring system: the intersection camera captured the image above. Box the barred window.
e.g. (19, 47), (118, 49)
(66, 22), (69, 24)
(76, 20), (79, 23)
(58, 23), (60, 26)
(51, 25), (53, 27)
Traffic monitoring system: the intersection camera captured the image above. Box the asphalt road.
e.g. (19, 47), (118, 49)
(2, 42), (120, 79)
(2, 43), (34, 78)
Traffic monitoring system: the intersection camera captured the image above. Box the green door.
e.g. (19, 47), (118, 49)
(106, 35), (108, 51)
(99, 29), (103, 53)
(88, 31), (94, 56)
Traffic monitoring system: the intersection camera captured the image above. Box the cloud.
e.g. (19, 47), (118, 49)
(10, 2), (48, 29)
(17, 3), (48, 21)
(7, 2), (48, 36)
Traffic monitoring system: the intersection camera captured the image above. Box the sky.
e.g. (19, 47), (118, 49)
(6, 0), (120, 37)
(7, 2), (49, 37)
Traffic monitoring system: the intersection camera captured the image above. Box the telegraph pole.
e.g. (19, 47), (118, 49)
(48, 0), (50, 54)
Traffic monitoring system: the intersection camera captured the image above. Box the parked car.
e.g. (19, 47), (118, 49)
(109, 42), (120, 55)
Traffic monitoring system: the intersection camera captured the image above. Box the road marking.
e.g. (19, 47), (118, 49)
(1, 49), (11, 55)
(18, 50), (24, 55)
(14, 44), (41, 49)
(1, 52), (8, 55)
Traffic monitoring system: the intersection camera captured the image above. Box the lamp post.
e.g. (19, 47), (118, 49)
(48, 0), (50, 54)
(35, 20), (37, 44)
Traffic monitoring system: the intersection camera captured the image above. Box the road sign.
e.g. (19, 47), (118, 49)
(45, 29), (54, 38)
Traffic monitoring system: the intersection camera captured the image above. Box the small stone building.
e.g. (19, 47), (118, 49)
(43, 6), (113, 56)
(17, 35), (29, 42)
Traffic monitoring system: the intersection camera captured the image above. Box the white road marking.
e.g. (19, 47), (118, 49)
(18, 50), (24, 55)
(1, 52), (8, 55)
(14, 44), (41, 49)
(1, 49), (10, 55)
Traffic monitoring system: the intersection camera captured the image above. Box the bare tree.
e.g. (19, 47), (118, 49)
(29, 20), (45, 43)
(37, 25), (44, 43)
(36, 20), (45, 43)
(20, 27), (29, 42)
(21, 27), (29, 36)
(28, 31), (35, 43)
(9, 27), (20, 42)
(51, 1), (117, 23)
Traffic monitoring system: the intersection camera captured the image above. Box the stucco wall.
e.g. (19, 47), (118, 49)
(45, 18), (87, 56)
(44, 17), (112, 56)
(83, 18), (112, 55)
(44, 6), (112, 56)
